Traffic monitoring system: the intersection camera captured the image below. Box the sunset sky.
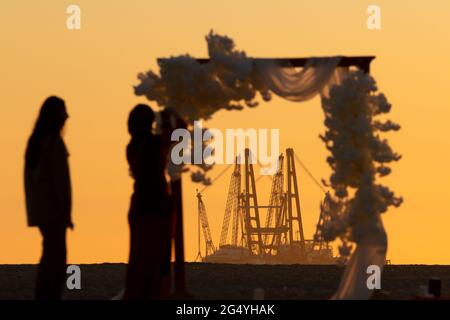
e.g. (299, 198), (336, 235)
(1, 1), (449, 264)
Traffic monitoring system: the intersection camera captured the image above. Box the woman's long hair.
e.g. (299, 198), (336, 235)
(25, 96), (67, 169)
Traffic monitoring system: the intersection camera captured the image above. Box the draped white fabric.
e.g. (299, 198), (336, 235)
(332, 216), (387, 300)
(256, 57), (387, 300)
(255, 56), (342, 102)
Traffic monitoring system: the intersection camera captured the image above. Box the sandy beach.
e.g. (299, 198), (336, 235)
(0, 264), (449, 300)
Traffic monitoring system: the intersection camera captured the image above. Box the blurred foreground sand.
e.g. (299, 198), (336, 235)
(1, 264), (449, 300)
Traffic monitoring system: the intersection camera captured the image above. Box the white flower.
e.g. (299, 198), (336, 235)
(320, 70), (402, 254)
(134, 30), (268, 124)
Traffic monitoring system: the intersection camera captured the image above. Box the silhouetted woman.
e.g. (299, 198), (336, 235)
(24, 96), (72, 300)
(124, 104), (173, 299)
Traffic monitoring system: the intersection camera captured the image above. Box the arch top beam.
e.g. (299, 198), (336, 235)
(189, 56), (376, 73)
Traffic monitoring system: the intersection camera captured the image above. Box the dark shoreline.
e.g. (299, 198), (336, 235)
(1, 264), (449, 300)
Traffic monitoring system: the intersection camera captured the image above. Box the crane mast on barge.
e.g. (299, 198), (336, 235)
(196, 148), (336, 264)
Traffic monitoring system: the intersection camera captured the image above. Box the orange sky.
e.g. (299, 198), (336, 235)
(1, 1), (449, 264)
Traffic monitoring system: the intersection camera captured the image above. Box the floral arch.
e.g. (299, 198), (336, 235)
(133, 31), (402, 299)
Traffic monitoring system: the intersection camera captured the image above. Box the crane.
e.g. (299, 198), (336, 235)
(312, 192), (333, 253)
(219, 159), (242, 248)
(263, 154), (285, 253)
(196, 192), (216, 259)
(196, 147), (337, 264)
